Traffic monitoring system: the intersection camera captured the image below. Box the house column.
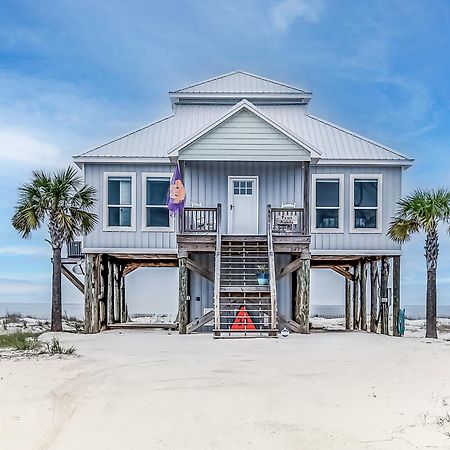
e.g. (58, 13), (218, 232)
(352, 262), (361, 330)
(295, 255), (310, 334)
(392, 256), (401, 337)
(303, 161), (310, 235)
(380, 257), (390, 335)
(345, 276), (351, 330)
(370, 259), (378, 333)
(360, 260), (368, 331)
(178, 252), (189, 334)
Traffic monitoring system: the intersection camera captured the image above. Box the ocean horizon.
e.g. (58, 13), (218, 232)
(1, 302), (449, 321)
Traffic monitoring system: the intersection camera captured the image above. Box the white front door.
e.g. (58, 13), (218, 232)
(228, 176), (259, 234)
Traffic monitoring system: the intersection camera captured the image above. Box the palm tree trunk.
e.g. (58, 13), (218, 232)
(425, 229), (438, 339)
(426, 268), (437, 338)
(51, 246), (63, 332)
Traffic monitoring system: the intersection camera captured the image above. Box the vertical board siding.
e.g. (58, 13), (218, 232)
(181, 109), (310, 161)
(185, 161), (304, 234)
(310, 165), (402, 252)
(83, 163), (177, 250)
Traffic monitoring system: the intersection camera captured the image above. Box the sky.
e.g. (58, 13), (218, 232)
(1, 0), (450, 311)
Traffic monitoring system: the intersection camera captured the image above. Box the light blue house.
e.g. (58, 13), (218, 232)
(72, 71), (413, 337)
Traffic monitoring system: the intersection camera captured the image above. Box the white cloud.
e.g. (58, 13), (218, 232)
(0, 246), (50, 256)
(271, 0), (324, 31)
(0, 128), (66, 168)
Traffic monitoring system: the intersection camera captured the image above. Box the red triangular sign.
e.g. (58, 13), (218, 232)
(231, 306), (256, 330)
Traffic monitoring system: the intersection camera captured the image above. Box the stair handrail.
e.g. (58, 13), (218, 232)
(267, 205), (278, 331)
(213, 203), (222, 332)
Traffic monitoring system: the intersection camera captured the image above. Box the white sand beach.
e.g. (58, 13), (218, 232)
(2, 324), (450, 450)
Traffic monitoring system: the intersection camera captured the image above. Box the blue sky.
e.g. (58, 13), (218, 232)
(1, 0), (450, 307)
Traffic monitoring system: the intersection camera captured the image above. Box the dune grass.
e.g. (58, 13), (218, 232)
(0, 331), (42, 351)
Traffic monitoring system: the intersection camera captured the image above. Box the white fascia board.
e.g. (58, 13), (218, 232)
(315, 159), (414, 168)
(167, 99), (321, 158)
(83, 248), (178, 255)
(73, 157), (172, 164)
(311, 249), (403, 256)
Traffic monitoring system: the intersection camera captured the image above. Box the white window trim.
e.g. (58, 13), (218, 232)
(141, 172), (174, 232)
(311, 174), (344, 234)
(227, 176), (259, 235)
(350, 174), (383, 234)
(103, 172), (136, 232)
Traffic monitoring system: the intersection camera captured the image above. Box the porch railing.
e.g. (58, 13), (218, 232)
(180, 205), (220, 234)
(269, 207), (306, 235)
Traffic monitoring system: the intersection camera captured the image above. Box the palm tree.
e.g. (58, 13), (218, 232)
(388, 189), (450, 338)
(12, 167), (97, 332)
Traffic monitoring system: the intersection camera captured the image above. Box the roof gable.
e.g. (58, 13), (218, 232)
(169, 100), (320, 162)
(172, 70), (310, 95)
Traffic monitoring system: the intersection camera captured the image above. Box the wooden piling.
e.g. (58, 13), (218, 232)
(352, 262), (360, 330)
(107, 258), (114, 325)
(392, 256), (401, 337)
(113, 263), (121, 323)
(360, 260), (367, 331)
(84, 254), (94, 333)
(178, 256), (188, 334)
(370, 259), (378, 333)
(380, 257), (390, 335)
(120, 266), (127, 323)
(295, 258), (310, 334)
(345, 277), (351, 330)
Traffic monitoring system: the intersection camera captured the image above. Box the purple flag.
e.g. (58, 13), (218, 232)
(167, 165), (186, 216)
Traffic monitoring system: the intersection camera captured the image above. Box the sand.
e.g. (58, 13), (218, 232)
(2, 328), (450, 449)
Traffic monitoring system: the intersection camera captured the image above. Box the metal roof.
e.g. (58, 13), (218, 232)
(76, 103), (411, 164)
(75, 72), (412, 165)
(171, 70), (310, 95)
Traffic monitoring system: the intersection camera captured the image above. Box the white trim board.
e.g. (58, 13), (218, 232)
(141, 172), (174, 232)
(349, 174), (383, 234)
(227, 176), (259, 235)
(103, 172), (137, 232)
(311, 174), (344, 234)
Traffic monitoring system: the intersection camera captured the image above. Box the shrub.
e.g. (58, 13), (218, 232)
(45, 338), (77, 355)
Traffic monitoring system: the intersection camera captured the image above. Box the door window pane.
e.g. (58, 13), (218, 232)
(316, 209), (339, 229)
(354, 180), (378, 207)
(355, 209), (377, 228)
(316, 180), (339, 207)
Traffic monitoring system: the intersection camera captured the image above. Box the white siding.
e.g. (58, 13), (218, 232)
(180, 109), (310, 161)
(83, 163), (177, 251)
(310, 165), (402, 253)
(184, 160), (304, 234)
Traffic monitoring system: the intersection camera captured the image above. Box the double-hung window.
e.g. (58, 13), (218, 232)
(104, 172), (136, 230)
(312, 174), (344, 232)
(350, 174), (382, 232)
(142, 173), (172, 230)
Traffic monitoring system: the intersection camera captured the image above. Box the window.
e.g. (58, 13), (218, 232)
(351, 175), (382, 232)
(142, 173), (172, 230)
(233, 180), (253, 195)
(103, 173), (136, 230)
(312, 174), (344, 232)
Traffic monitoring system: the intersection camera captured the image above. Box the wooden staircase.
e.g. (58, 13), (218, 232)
(214, 235), (278, 338)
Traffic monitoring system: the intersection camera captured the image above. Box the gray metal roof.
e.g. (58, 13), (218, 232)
(171, 70), (310, 95)
(76, 103), (410, 164)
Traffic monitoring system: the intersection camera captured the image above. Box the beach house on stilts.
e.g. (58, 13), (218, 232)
(68, 71), (413, 337)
